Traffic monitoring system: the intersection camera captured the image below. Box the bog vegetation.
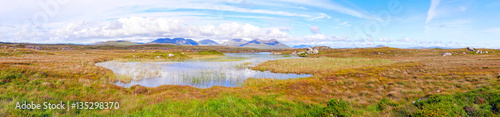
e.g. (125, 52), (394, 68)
(0, 44), (499, 116)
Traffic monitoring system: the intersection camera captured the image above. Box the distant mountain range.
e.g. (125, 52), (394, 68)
(94, 40), (139, 45)
(94, 38), (289, 49)
(222, 39), (290, 49)
(150, 38), (199, 45)
(198, 39), (220, 46)
(406, 46), (458, 49)
(292, 44), (313, 48)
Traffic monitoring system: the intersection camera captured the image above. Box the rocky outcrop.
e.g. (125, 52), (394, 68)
(442, 52), (452, 56)
(312, 46), (332, 50)
(24, 45), (42, 50)
(306, 48), (319, 54)
(467, 47), (475, 51)
(292, 48), (319, 56)
(476, 50), (489, 54)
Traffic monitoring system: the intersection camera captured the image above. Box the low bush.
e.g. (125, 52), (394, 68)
(408, 88), (500, 116)
(0, 70), (23, 84)
(196, 50), (224, 55)
(378, 98), (398, 111)
(308, 98), (353, 117)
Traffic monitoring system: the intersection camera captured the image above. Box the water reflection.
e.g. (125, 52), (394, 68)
(96, 52), (311, 88)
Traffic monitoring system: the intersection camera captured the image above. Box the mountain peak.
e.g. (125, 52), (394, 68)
(222, 39), (289, 49)
(198, 39), (220, 46)
(150, 38), (199, 45)
(147, 38), (289, 49)
(293, 44), (313, 48)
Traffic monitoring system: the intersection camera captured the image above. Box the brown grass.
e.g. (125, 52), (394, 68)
(252, 57), (394, 74)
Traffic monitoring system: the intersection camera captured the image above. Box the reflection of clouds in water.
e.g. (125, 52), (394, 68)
(96, 53), (311, 88)
(96, 62), (163, 80)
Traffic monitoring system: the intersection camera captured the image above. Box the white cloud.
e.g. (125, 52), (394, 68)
(283, 34), (350, 45)
(308, 13), (331, 21)
(208, 4), (311, 17)
(459, 6), (468, 12)
(339, 21), (349, 26)
(0, 0), (312, 26)
(19, 17), (290, 43)
(284, 34), (326, 44)
(377, 38), (392, 42)
(309, 25), (320, 34)
(274, 0), (373, 19)
(330, 35), (350, 42)
(304, 34), (327, 39)
(426, 0), (442, 23)
(397, 38), (412, 42)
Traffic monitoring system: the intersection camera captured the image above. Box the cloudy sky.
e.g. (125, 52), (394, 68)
(0, 0), (499, 48)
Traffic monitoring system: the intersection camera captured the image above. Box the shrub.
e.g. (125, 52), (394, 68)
(196, 50), (224, 55)
(378, 98), (398, 111)
(316, 98), (353, 117)
(492, 97), (500, 114)
(299, 53), (308, 57)
(412, 95), (466, 116)
(0, 72), (23, 84)
(408, 88), (500, 116)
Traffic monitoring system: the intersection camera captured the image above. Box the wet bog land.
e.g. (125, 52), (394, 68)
(96, 52), (311, 88)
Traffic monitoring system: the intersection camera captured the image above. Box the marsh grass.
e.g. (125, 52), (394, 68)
(195, 50), (224, 55)
(205, 57), (249, 62)
(234, 62), (252, 69)
(115, 74), (133, 83)
(182, 70), (228, 85)
(253, 57), (394, 74)
(130, 93), (323, 116)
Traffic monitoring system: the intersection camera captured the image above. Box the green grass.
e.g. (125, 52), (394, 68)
(205, 57), (249, 62)
(124, 52), (188, 60)
(0, 49), (54, 56)
(130, 94), (322, 116)
(195, 50), (224, 55)
(309, 98), (354, 117)
(402, 87), (500, 117)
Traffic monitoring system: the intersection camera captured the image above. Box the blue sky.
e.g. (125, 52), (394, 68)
(0, 0), (499, 48)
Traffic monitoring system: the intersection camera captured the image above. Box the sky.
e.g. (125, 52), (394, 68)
(0, 0), (499, 48)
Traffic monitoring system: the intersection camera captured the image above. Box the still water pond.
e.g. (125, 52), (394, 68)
(96, 52), (311, 88)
